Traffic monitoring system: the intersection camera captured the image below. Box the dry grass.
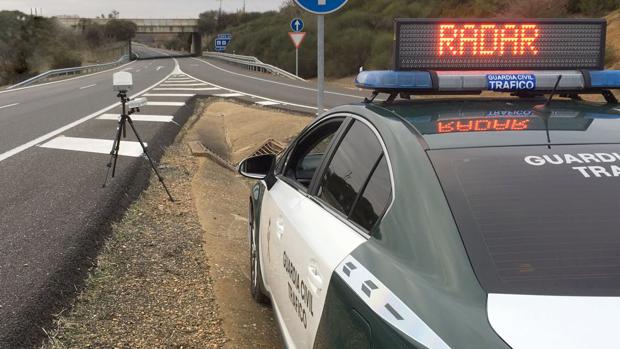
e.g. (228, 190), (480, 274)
(41, 144), (227, 349)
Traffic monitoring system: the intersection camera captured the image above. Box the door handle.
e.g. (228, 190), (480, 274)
(275, 216), (285, 239)
(307, 260), (323, 294)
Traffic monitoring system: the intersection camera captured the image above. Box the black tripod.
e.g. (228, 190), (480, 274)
(102, 91), (174, 202)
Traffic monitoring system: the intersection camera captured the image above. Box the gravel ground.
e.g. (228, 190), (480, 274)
(41, 143), (227, 349)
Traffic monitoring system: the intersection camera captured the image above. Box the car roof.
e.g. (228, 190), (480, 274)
(364, 98), (620, 150)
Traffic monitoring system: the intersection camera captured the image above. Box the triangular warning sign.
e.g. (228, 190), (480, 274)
(288, 32), (307, 49)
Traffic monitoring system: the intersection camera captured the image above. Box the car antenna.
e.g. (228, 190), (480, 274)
(533, 75), (562, 149)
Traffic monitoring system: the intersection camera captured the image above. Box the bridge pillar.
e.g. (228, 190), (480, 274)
(190, 32), (202, 57)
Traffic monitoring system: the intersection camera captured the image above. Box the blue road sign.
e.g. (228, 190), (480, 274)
(217, 33), (233, 40)
(215, 37), (231, 51)
(291, 18), (304, 32)
(294, 0), (348, 14)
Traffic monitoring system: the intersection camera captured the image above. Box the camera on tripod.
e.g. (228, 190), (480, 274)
(102, 72), (174, 202)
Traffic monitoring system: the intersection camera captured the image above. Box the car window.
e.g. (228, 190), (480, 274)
(283, 119), (343, 189)
(317, 121), (384, 222)
(350, 155), (391, 231)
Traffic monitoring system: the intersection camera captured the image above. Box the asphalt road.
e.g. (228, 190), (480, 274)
(0, 45), (364, 347)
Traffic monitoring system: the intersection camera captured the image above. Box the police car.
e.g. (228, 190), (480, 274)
(238, 18), (620, 349)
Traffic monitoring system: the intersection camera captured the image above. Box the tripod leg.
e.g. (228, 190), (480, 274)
(111, 119), (125, 178)
(102, 116), (125, 188)
(126, 117), (175, 202)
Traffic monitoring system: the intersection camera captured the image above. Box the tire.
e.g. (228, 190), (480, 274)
(250, 203), (270, 305)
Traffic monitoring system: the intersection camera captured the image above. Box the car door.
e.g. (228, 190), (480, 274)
(278, 117), (392, 348)
(258, 117), (346, 347)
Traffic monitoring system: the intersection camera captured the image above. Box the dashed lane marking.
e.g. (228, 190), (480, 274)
(143, 93), (195, 97)
(39, 136), (145, 157)
(0, 103), (19, 110)
(97, 114), (174, 123)
(147, 101), (186, 106)
(214, 93), (245, 98)
(79, 84), (97, 90)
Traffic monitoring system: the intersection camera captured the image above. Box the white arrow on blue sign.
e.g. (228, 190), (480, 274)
(293, 0), (348, 14)
(291, 18), (304, 32)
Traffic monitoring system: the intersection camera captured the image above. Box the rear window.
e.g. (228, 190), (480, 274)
(429, 145), (620, 296)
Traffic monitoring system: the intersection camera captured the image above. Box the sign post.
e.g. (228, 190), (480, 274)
(290, 18), (305, 77)
(288, 32), (307, 76)
(293, 0), (349, 115)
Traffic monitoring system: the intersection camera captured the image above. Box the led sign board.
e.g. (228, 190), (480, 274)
(395, 19), (606, 70)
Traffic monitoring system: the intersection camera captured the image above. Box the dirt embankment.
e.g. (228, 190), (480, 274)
(187, 101), (311, 348)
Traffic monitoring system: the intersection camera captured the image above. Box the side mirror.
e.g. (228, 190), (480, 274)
(238, 154), (276, 180)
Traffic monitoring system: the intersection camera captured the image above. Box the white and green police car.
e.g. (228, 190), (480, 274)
(238, 18), (620, 348)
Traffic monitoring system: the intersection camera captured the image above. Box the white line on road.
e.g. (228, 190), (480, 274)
(39, 136), (145, 157)
(256, 101), (281, 106)
(159, 83), (206, 87)
(0, 103), (19, 110)
(164, 80), (196, 83)
(192, 57), (362, 99)
(79, 84), (97, 90)
(147, 101), (186, 106)
(143, 93), (195, 97)
(214, 93), (245, 98)
(97, 114), (174, 123)
(153, 87), (220, 91)
(0, 60), (178, 163)
(156, 66), (163, 71)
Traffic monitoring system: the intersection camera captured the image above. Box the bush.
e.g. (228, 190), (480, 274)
(51, 51), (82, 69)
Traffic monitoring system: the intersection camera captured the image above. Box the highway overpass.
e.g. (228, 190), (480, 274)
(56, 17), (202, 55)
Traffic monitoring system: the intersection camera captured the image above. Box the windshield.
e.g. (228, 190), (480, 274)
(430, 144), (620, 296)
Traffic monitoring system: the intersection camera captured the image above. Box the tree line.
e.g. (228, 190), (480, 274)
(0, 11), (137, 85)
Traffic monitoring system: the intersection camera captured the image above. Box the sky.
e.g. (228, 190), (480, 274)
(0, 0), (285, 18)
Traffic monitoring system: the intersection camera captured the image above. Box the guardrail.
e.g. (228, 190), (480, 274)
(7, 56), (130, 90)
(202, 51), (305, 82)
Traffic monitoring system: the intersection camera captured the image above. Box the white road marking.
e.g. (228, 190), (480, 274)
(256, 101), (281, 106)
(79, 84), (97, 90)
(164, 80), (196, 83)
(193, 57), (362, 99)
(39, 136), (145, 157)
(97, 114), (173, 123)
(0, 60), (178, 163)
(215, 93), (245, 98)
(153, 87), (220, 91)
(178, 68), (316, 110)
(143, 93), (195, 97)
(123, 67), (134, 71)
(136, 69), (142, 73)
(156, 66), (163, 71)
(0, 103), (19, 110)
(147, 101), (185, 106)
(159, 83), (206, 87)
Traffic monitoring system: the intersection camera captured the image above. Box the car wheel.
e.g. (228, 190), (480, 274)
(250, 205), (270, 305)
